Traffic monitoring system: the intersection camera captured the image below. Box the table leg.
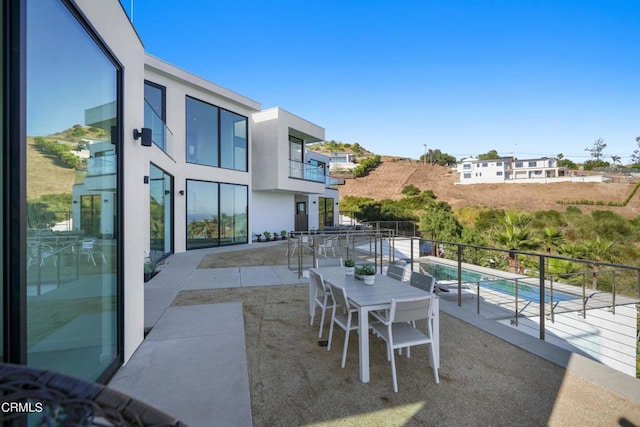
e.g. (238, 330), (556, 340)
(308, 276), (315, 321)
(358, 305), (370, 383)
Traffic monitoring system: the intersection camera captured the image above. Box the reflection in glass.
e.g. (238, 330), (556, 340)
(186, 181), (247, 249)
(220, 110), (247, 171)
(149, 164), (172, 260)
(220, 184), (248, 244)
(144, 81), (166, 151)
(26, 0), (119, 381)
(186, 180), (219, 249)
(0, 2), (3, 361)
(186, 97), (218, 166)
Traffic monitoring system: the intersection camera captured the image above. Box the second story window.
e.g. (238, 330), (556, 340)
(144, 80), (166, 151)
(515, 161), (523, 168)
(528, 161), (537, 167)
(289, 135), (304, 179)
(186, 96), (247, 171)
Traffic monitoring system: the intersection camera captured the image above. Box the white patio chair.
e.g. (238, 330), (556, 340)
(28, 242), (57, 267)
(317, 237), (337, 258)
(386, 264), (406, 282)
(309, 269), (334, 339)
(370, 295), (440, 392)
(409, 271), (435, 293)
(79, 239), (98, 266)
(327, 282), (359, 368)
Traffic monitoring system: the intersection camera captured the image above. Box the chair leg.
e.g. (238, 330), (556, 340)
(318, 301), (327, 338)
(341, 321), (350, 368)
(429, 343), (440, 384)
(327, 317), (335, 351)
(390, 345), (398, 393)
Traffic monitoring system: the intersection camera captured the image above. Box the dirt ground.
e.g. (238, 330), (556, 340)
(171, 274), (640, 426)
(339, 159), (640, 218)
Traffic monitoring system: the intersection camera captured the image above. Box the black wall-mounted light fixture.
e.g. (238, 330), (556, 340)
(179, 190), (185, 196)
(133, 128), (152, 147)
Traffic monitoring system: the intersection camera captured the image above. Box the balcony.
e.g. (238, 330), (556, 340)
(87, 154), (116, 176)
(289, 159), (325, 183)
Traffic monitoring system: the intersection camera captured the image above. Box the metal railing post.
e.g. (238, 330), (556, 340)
(457, 244), (463, 307)
(514, 278), (519, 326)
(612, 270), (616, 315)
(539, 254), (545, 340)
(582, 272), (587, 319)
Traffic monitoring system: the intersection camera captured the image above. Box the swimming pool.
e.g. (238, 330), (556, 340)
(421, 261), (577, 304)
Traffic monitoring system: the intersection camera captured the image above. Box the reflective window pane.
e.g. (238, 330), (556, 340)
(186, 180), (219, 249)
(144, 81), (166, 150)
(26, 0), (119, 381)
(220, 184), (247, 244)
(186, 97), (218, 166)
(150, 164), (172, 259)
(220, 110), (247, 171)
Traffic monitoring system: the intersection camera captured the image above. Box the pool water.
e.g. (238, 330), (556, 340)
(422, 262), (576, 304)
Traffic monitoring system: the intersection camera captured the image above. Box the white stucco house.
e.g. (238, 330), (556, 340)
(456, 156), (571, 184)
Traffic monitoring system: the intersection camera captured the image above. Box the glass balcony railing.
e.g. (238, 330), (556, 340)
(144, 100), (173, 152)
(289, 160), (325, 183)
(87, 154), (116, 175)
(326, 176), (344, 189)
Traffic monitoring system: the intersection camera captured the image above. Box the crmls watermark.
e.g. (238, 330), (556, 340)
(1, 401), (44, 413)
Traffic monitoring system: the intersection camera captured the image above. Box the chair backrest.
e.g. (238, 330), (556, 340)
(310, 269), (328, 293)
(82, 239), (95, 250)
(328, 282), (349, 314)
(315, 257), (343, 268)
(390, 295), (433, 324)
(386, 264), (406, 282)
(409, 271), (435, 293)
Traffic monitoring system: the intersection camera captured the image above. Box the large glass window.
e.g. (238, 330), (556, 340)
(186, 96), (247, 171)
(0, 1), (4, 361)
(220, 184), (247, 244)
(220, 110), (247, 171)
(144, 80), (166, 151)
(186, 97), (218, 166)
(150, 164), (173, 260)
(186, 180), (247, 249)
(26, 0), (120, 381)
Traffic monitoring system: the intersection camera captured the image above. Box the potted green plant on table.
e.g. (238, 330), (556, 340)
(263, 231), (271, 241)
(344, 259), (355, 276)
(280, 230), (288, 240)
(355, 264), (376, 285)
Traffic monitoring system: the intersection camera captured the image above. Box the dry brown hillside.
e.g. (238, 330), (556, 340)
(339, 157), (640, 218)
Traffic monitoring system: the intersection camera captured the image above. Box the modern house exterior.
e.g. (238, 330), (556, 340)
(327, 152), (357, 173)
(457, 156), (570, 184)
(2, 0), (338, 385)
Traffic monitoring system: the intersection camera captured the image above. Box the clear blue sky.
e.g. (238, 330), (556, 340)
(121, 0), (640, 163)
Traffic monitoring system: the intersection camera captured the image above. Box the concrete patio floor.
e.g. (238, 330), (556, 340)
(108, 242), (640, 426)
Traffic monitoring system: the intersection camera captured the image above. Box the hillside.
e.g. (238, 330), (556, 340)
(339, 157), (640, 218)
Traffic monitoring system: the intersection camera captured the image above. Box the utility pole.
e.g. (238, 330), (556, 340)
(423, 144), (427, 166)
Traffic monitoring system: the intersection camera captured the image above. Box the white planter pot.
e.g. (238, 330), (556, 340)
(345, 266), (355, 276)
(363, 275), (375, 285)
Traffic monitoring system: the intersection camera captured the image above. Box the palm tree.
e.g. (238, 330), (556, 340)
(540, 227), (564, 254)
(610, 155), (621, 166)
(582, 237), (615, 290)
(494, 212), (540, 273)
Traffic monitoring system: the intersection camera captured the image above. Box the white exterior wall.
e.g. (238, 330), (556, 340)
(457, 158), (506, 184)
(252, 108), (325, 194)
(251, 192), (295, 238)
(144, 55), (260, 254)
(74, 0), (145, 363)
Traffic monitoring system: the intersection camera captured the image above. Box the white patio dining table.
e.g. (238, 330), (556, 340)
(309, 266), (440, 383)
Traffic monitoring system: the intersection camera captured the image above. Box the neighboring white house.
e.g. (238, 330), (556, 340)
(327, 152), (357, 173)
(456, 156), (571, 184)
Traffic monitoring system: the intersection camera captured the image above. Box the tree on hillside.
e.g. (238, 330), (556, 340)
(419, 201), (462, 245)
(478, 149), (500, 160)
(556, 153), (578, 170)
(493, 212), (540, 273)
(610, 155), (621, 166)
(420, 149), (457, 166)
(581, 237), (615, 290)
(540, 227), (564, 254)
(631, 136), (640, 165)
(584, 138), (610, 170)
